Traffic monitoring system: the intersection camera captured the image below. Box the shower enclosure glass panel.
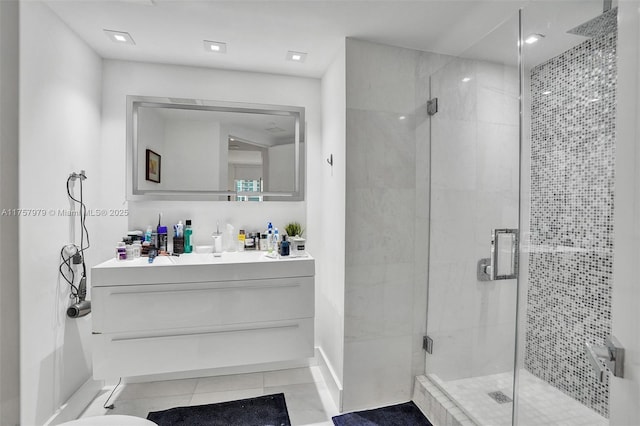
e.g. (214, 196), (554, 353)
(425, 12), (520, 426)
(425, 3), (617, 426)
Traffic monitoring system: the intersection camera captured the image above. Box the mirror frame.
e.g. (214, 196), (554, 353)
(126, 95), (305, 201)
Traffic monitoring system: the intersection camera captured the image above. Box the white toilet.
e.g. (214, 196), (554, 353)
(58, 415), (156, 425)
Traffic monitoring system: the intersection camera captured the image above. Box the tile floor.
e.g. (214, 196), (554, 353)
(81, 366), (339, 426)
(430, 370), (608, 426)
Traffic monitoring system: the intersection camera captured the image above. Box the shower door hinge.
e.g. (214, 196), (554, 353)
(423, 335), (434, 354)
(427, 98), (438, 116)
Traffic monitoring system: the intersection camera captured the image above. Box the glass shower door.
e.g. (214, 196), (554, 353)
(425, 12), (521, 426)
(515, 3), (617, 425)
(424, 3), (621, 425)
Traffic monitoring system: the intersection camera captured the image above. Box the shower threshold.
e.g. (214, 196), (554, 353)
(424, 371), (608, 426)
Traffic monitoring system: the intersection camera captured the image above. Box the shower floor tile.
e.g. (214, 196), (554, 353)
(430, 370), (608, 426)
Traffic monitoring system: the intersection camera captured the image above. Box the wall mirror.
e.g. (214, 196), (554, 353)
(126, 95), (305, 201)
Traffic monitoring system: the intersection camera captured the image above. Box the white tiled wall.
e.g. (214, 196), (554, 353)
(342, 38), (446, 411)
(425, 52), (520, 382)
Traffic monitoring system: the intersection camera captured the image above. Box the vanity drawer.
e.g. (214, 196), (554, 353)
(92, 318), (314, 379)
(92, 277), (314, 333)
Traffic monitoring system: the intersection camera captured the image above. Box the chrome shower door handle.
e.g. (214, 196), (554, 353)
(491, 229), (518, 279)
(478, 229), (518, 281)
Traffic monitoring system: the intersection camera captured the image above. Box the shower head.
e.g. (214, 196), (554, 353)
(567, 7), (617, 38)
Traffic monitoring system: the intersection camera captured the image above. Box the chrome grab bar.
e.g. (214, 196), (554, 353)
(478, 229), (519, 281)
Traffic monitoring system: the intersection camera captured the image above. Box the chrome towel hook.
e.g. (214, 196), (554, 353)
(326, 154), (333, 166)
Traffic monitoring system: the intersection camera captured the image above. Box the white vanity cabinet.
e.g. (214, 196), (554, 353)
(91, 252), (314, 379)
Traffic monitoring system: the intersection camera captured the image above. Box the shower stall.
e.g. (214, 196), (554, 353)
(423, 3), (619, 425)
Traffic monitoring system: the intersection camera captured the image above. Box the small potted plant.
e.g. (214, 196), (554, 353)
(284, 222), (304, 238)
(284, 222), (305, 255)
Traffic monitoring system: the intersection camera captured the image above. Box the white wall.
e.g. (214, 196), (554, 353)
(19, 2), (105, 425)
(101, 59), (320, 248)
(611, 1), (640, 424)
(0, 1), (20, 425)
(317, 42), (346, 409)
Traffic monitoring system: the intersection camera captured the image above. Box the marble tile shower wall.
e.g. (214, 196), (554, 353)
(425, 55), (519, 382)
(343, 38), (446, 411)
(525, 28), (617, 418)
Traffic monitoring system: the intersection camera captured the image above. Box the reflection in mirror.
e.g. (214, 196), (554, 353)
(127, 96), (304, 201)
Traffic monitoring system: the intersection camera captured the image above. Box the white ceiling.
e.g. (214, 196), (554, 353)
(45, 0), (605, 79)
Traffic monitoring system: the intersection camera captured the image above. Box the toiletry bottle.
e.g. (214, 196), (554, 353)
(280, 235), (290, 256)
(150, 230), (158, 250)
(157, 226), (168, 252)
(148, 246), (157, 263)
(274, 228), (280, 252)
(224, 223), (236, 252)
(246, 232), (256, 250)
(259, 234), (267, 251)
(238, 230), (246, 252)
(132, 240), (142, 258)
(267, 222), (274, 253)
(145, 225), (152, 242)
(116, 242), (127, 260)
(184, 220), (193, 253)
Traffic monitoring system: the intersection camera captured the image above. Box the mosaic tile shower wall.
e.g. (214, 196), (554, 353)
(525, 23), (617, 418)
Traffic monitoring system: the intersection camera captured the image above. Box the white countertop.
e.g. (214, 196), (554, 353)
(92, 251), (315, 286)
(95, 250), (313, 269)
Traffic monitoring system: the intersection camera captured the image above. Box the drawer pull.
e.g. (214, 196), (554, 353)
(110, 282), (300, 296)
(112, 323), (300, 342)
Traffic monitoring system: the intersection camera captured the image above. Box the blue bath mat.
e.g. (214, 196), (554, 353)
(332, 401), (432, 426)
(147, 393), (291, 426)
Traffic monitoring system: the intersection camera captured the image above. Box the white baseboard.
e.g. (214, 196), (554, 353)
(124, 352), (319, 384)
(43, 378), (104, 426)
(317, 346), (343, 412)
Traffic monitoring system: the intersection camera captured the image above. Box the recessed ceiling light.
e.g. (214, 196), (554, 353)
(542, 90), (552, 95)
(103, 30), (135, 45)
(525, 33), (545, 44)
(398, 115), (406, 120)
(462, 77), (471, 82)
(204, 40), (227, 54)
(286, 51), (307, 63)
